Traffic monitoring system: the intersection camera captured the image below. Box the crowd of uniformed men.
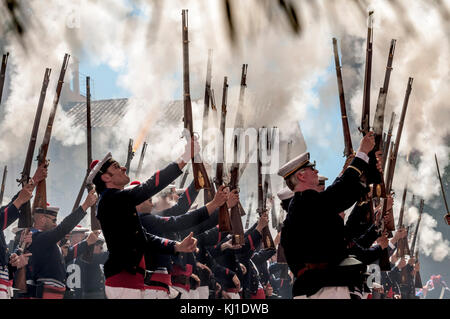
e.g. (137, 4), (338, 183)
(0, 132), (447, 299)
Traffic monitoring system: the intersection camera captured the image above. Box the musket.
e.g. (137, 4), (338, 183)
(0, 52), (9, 105)
(216, 76), (232, 232)
(382, 112), (396, 171)
(264, 127), (277, 229)
(181, 9), (212, 191)
(245, 192), (254, 229)
(410, 199), (423, 255)
(17, 68), (52, 228)
(257, 128), (275, 249)
(32, 53), (70, 211)
(14, 229), (31, 292)
(372, 39), (396, 180)
(435, 154), (450, 225)
(179, 165), (190, 189)
(14, 67), (52, 293)
(135, 142), (148, 180)
(81, 76), (101, 262)
(270, 195), (278, 229)
(332, 38), (353, 158)
(396, 186), (409, 257)
(385, 77), (413, 193)
(0, 166), (7, 206)
(234, 64), (248, 131)
(201, 50), (216, 204)
(283, 140), (293, 187)
(414, 234), (423, 288)
(360, 11), (374, 135)
(124, 138), (134, 175)
(202, 49), (213, 152)
(371, 41), (397, 233)
(210, 88), (219, 126)
(229, 133), (245, 245)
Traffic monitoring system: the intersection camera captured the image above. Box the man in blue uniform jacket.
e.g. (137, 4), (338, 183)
(88, 139), (200, 299)
(279, 132), (382, 299)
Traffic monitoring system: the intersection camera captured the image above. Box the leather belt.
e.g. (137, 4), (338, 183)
(296, 263), (329, 278)
(145, 280), (169, 292)
(172, 275), (189, 286)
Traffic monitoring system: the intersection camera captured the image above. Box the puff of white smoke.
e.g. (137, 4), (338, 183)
(403, 206), (450, 262)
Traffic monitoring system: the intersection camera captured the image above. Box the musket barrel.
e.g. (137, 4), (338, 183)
(332, 38), (353, 157)
(386, 77), (413, 192)
(0, 52), (9, 105)
(0, 166), (7, 206)
(18, 68), (51, 228)
(382, 112), (396, 171)
(360, 11), (374, 134)
(136, 142), (148, 179)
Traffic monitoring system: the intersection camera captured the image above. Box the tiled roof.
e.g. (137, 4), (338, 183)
(65, 98), (187, 128)
(65, 98), (129, 128)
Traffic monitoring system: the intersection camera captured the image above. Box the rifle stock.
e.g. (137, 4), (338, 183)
(396, 186), (409, 257)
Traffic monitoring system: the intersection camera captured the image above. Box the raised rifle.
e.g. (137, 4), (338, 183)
(124, 138), (134, 175)
(245, 192), (254, 229)
(202, 49), (213, 151)
(79, 77), (101, 262)
(0, 166), (7, 206)
(371, 41), (396, 237)
(396, 186), (410, 257)
(257, 128), (275, 249)
(14, 67), (52, 293)
(283, 140), (293, 187)
(435, 154), (450, 225)
(216, 76), (232, 232)
(135, 142), (148, 180)
(0, 52), (9, 105)
(17, 68), (52, 228)
(181, 9), (212, 191)
(235, 65), (249, 218)
(382, 112), (396, 171)
(385, 78), (413, 193)
(229, 134), (245, 245)
(410, 199), (423, 258)
(372, 39), (396, 184)
(332, 38), (353, 158)
(202, 49), (215, 204)
(408, 200), (423, 288)
(14, 229), (31, 292)
(179, 165), (190, 189)
(414, 234), (423, 288)
(32, 53), (70, 212)
(360, 11), (374, 135)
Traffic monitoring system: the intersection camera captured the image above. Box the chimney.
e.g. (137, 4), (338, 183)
(72, 56), (80, 96)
